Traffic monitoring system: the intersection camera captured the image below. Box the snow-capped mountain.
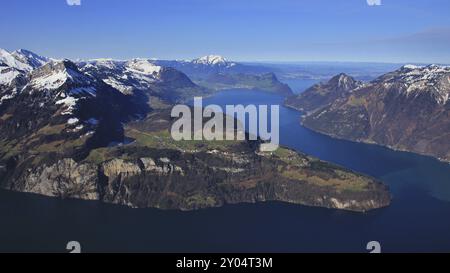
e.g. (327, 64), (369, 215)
(375, 64), (450, 105)
(29, 60), (93, 92)
(0, 56), (147, 164)
(0, 48), (50, 101)
(126, 59), (162, 75)
(79, 59), (160, 95)
(289, 65), (450, 162)
(0, 49), (207, 153)
(191, 55), (235, 67)
(0, 66), (23, 88)
(0, 48), (48, 72)
(1, 48), (206, 105)
(79, 58), (207, 102)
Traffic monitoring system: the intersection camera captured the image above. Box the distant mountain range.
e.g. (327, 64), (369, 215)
(1, 50), (292, 105)
(154, 55), (275, 78)
(0, 48), (389, 212)
(78, 58), (209, 103)
(286, 65), (450, 162)
(154, 55), (292, 94)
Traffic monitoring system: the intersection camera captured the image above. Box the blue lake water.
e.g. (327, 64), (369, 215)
(1, 89), (450, 253)
(280, 78), (320, 94)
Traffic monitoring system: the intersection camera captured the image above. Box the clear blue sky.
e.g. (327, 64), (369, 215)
(1, 0), (450, 63)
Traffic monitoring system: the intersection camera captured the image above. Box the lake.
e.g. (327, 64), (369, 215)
(279, 78), (320, 94)
(1, 89), (450, 253)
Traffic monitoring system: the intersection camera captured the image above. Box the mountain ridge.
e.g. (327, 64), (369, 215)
(285, 73), (363, 113)
(286, 65), (450, 162)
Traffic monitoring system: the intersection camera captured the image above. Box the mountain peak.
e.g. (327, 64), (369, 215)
(0, 48), (33, 72)
(29, 59), (91, 91)
(192, 55), (229, 65)
(330, 73), (352, 81)
(0, 48), (48, 72)
(327, 73), (361, 91)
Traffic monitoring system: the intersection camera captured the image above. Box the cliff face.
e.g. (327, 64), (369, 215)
(21, 158), (99, 200)
(286, 66), (450, 162)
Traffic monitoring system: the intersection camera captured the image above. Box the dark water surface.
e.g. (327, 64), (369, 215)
(1, 89), (449, 253)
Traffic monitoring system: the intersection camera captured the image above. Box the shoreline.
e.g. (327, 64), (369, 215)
(284, 102), (450, 164)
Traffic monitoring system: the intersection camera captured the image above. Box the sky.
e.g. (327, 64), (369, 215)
(1, 0), (450, 63)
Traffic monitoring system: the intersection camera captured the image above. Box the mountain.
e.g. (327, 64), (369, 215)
(1, 48), (50, 103)
(285, 73), (363, 113)
(0, 49), (391, 212)
(0, 66), (27, 97)
(154, 55), (292, 95)
(290, 65), (450, 162)
(191, 55), (232, 66)
(0, 48), (48, 72)
(0, 59), (142, 159)
(78, 58), (210, 104)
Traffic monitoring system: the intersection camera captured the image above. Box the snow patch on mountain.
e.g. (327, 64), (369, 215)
(0, 66), (21, 86)
(56, 96), (78, 115)
(67, 117), (79, 125)
(86, 59), (122, 70)
(79, 58), (164, 94)
(102, 77), (133, 94)
(402, 64), (422, 70)
(379, 64), (450, 105)
(126, 59), (161, 75)
(30, 61), (90, 91)
(31, 70), (70, 90)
